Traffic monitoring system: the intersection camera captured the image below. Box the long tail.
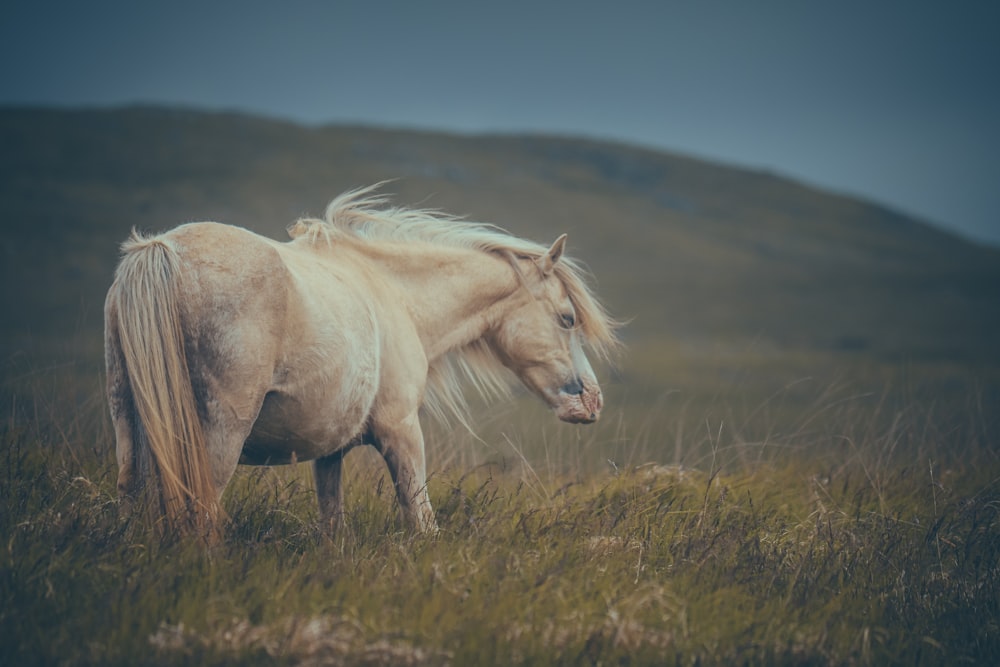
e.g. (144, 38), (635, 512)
(107, 231), (219, 538)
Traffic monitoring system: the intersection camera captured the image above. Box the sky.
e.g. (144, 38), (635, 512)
(3, 1), (999, 246)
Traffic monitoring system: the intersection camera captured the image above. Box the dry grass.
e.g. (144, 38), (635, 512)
(4, 106), (1000, 665)
(2, 368), (998, 666)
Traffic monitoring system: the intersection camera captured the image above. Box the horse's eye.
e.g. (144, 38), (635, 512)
(559, 313), (576, 329)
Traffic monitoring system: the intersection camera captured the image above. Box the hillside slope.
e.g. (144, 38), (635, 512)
(2, 106), (998, 392)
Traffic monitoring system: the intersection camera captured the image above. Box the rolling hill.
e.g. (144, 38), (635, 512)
(4, 107), (1000, 667)
(2, 106), (998, 414)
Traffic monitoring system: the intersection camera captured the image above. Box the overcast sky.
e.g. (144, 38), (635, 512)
(3, 1), (998, 245)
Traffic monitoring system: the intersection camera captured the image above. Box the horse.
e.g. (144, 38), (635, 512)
(104, 184), (619, 538)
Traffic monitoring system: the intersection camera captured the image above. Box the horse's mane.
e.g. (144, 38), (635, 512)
(290, 183), (620, 426)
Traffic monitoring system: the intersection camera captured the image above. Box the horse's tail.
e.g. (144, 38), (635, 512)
(106, 231), (220, 539)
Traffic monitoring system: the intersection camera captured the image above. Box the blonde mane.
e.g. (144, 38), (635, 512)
(290, 183), (621, 425)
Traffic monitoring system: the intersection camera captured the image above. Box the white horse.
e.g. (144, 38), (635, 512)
(105, 185), (618, 537)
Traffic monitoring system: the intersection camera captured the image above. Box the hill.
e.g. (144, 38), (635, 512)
(2, 106), (999, 419)
(4, 107), (1000, 667)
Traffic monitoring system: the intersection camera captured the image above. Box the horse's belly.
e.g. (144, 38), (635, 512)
(241, 348), (379, 465)
(242, 386), (373, 464)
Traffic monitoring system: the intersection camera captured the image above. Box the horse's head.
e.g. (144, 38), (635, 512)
(489, 235), (604, 424)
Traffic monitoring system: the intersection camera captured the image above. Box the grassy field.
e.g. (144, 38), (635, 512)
(2, 366), (998, 666)
(2, 107), (999, 664)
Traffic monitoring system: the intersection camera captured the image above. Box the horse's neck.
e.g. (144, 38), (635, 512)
(372, 243), (520, 360)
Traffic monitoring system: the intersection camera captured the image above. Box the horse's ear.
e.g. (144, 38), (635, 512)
(538, 234), (568, 275)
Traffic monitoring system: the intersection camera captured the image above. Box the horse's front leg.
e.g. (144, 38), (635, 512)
(373, 413), (437, 532)
(313, 449), (347, 533)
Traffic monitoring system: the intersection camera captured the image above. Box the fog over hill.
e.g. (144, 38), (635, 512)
(2, 106), (999, 397)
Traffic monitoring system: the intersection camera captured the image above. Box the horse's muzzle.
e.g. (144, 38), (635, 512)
(555, 378), (603, 424)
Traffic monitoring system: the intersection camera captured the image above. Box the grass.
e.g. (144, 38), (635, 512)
(2, 368), (999, 666)
(4, 106), (1000, 665)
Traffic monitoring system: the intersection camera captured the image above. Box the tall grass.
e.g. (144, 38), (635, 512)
(1, 367), (998, 665)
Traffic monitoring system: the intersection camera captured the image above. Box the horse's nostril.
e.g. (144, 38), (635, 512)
(562, 377), (584, 396)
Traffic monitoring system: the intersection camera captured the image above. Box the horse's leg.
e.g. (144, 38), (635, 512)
(372, 414), (437, 532)
(111, 376), (250, 533)
(313, 449), (346, 532)
(110, 395), (144, 506)
(202, 406), (258, 511)
(105, 307), (143, 503)
(193, 382), (266, 520)
(108, 372), (138, 499)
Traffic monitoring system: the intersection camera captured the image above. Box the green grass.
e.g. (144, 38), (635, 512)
(4, 106), (1000, 665)
(2, 371), (998, 666)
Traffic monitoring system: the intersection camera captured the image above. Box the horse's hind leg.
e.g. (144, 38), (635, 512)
(105, 305), (142, 501)
(201, 407), (258, 510)
(111, 410), (141, 502)
(314, 449), (347, 532)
